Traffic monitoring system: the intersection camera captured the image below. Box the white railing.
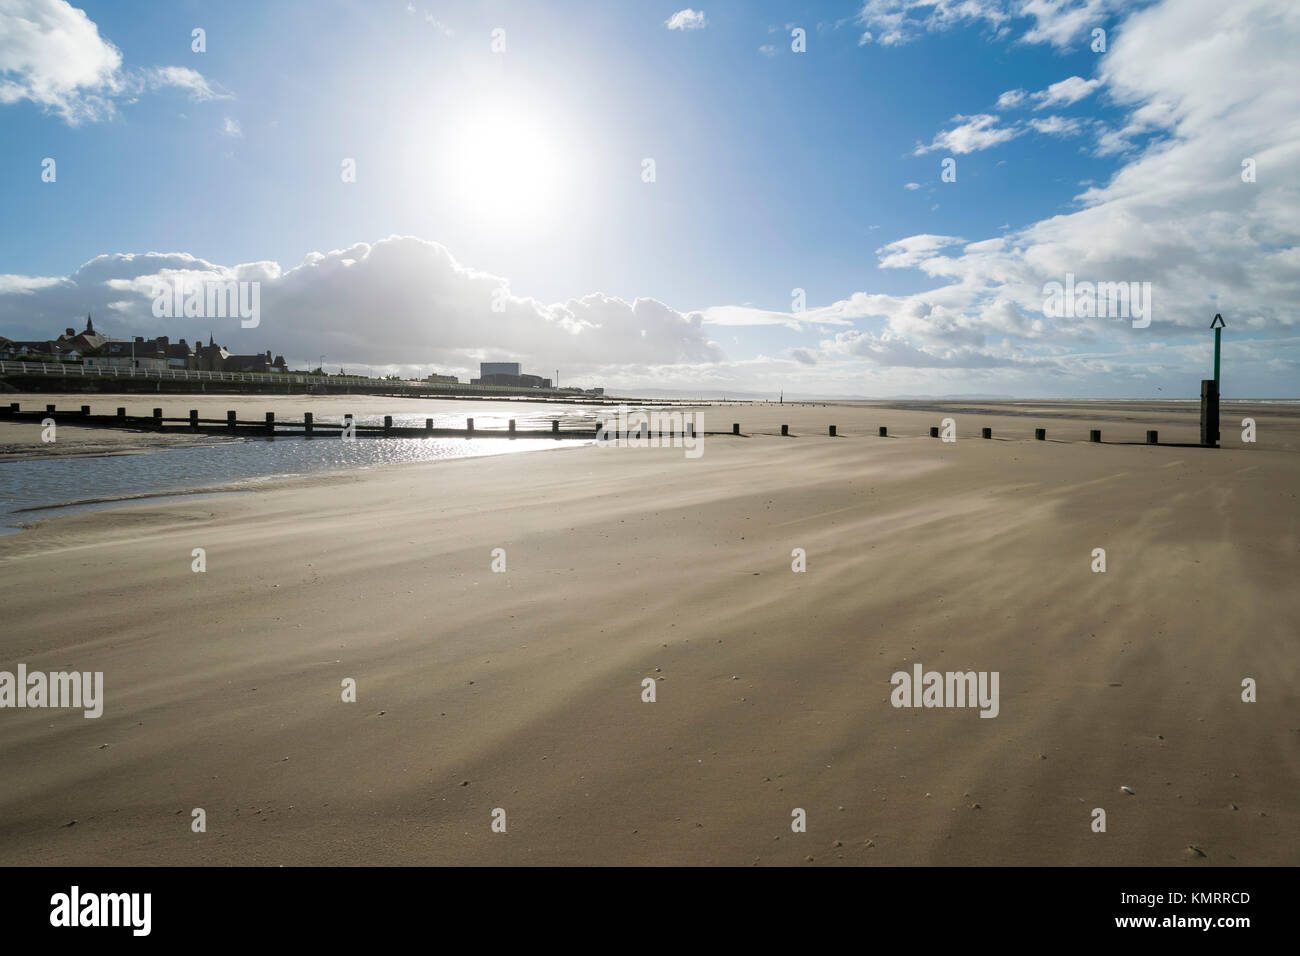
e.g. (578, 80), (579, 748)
(0, 360), (590, 396)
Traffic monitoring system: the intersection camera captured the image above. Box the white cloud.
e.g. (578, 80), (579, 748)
(856, 0), (1013, 47)
(904, 181), (921, 190)
(698, 304), (853, 331)
(423, 13), (453, 35)
(758, 45), (776, 56)
(0, 0), (227, 125)
(665, 9), (707, 31)
(1030, 74), (1101, 109)
(0, 0), (122, 123)
(1027, 115), (1082, 136)
(0, 238), (724, 375)
(139, 66), (229, 102)
(875, 235), (965, 269)
(222, 116), (241, 137)
(1019, 0), (1120, 49)
(914, 113), (1022, 154)
(996, 88), (1026, 108)
(855, 0), (1117, 49)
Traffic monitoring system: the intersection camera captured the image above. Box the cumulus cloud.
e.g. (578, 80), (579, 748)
(139, 66), (229, 102)
(1027, 114), (1082, 136)
(855, 0), (1012, 47)
(1030, 74), (1101, 109)
(698, 304), (853, 331)
(1019, 0), (1121, 49)
(665, 9), (707, 31)
(913, 113), (1022, 154)
(914, 80), (1096, 154)
(856, 0), (1118, 49)
(0, 0), (227, 125)
(0, 237), (724, 377)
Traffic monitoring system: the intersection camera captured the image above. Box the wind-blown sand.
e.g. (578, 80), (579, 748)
(0, 400), (1296, 865)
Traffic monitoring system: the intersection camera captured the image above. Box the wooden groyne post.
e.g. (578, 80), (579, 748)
(982, 427), (992, 439)
(1090, 429), (1101, 442)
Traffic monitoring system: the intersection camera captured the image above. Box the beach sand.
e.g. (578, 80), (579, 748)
(0, 399), (1296, 865)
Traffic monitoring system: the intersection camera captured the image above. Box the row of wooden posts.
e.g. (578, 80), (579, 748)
(3, 403), (1164, 444)
(0, 403), (587, 439)
(745, 421), (1160, 443)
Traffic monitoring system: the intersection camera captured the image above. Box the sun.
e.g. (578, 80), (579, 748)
(441, 103), (567, 226)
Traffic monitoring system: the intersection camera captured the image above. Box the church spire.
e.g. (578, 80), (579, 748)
(85, 313), (94, 334)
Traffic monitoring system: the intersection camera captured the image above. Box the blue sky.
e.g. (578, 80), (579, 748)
(2, 0), (1297, 396)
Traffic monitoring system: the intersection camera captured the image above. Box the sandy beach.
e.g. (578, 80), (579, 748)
(0, 398), (1296, 865)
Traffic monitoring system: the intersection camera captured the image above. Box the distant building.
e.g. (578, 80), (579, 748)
(1, 314), (105, 361)
(194, 336), (228, 371)
(102, 338), (168, 370)
(224, 350), (287, 374)
(194, 335), (285, 373)
(1, 338), (62, 360)
(425, 373), (458, 384)
(101, 335), (199, 370)
(472, 372), (553, 388)
(480, 361), (521, 378)
(58, 314), (109, 354)
(471, 361), (552, 388)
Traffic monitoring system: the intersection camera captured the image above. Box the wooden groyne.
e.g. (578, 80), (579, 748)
(1, 403), (1212, 447)
(0, 403), (596, 440)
